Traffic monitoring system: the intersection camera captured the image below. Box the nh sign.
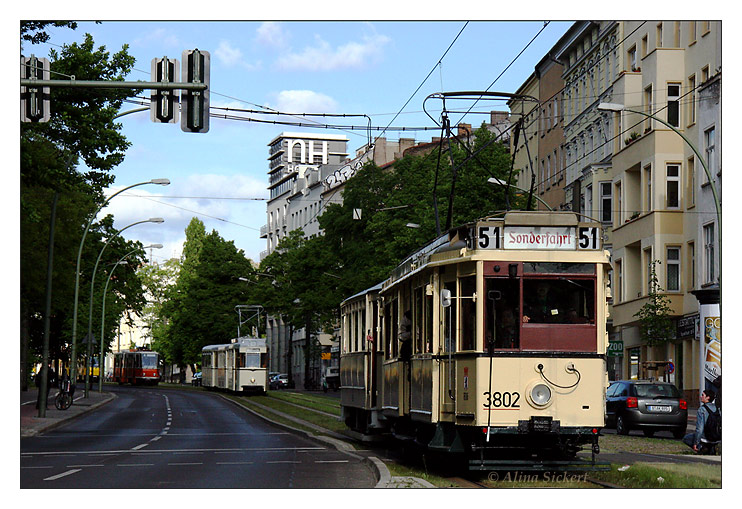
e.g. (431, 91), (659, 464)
(286, 139), (329, 165)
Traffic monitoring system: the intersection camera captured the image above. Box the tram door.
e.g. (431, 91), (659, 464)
(440, 280), (457, 417)
(370, 298), (379, 408)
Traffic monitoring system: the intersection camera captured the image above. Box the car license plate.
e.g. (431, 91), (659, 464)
(647, 405), (671, 412)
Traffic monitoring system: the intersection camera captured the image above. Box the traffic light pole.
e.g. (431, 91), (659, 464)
(19, 79), (206, 91)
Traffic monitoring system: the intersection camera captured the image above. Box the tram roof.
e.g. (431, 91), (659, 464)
(341, 281), (384, 307)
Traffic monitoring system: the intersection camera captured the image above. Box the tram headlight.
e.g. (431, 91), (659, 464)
(530, 383), (552, 406)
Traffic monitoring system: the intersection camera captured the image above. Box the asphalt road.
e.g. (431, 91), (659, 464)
(20, 386), (376, 488)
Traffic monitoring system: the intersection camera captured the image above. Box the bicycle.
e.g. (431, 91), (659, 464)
(54, 379), (73, 410)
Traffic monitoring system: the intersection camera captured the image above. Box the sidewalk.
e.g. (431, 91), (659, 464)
(20, 387), (115, 438)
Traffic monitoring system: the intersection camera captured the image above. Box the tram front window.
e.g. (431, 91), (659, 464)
(142, 353), (158, 369)
(523, 278), (594, 324)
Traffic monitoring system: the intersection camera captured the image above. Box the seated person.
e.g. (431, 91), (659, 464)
(523, 282), (561, 323)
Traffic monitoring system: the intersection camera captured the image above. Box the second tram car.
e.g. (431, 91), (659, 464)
(340, 211), (611, 469)
(113, 349), (161, 385)
(201, 337), (269, 394)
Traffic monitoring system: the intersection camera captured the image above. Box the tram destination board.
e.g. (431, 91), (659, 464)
(475, 222), (601, 251)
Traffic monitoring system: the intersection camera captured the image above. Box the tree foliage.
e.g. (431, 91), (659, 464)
(20, 23), (144, 383)
(634, 260), (675, 346)
(156, 219), (254, 369)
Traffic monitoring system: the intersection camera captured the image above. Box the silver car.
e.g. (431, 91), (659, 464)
(606, 380), (688, 438)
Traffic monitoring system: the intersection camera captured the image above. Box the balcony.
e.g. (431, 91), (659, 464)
(259, 224), (268, 239)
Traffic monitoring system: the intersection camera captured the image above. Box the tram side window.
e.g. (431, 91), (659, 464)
(245, 353), (260, 368)
(424, 292), (433, 353)
(522, 278), (594, 324)
(460, 276), (476, 351)
(485, 278), (520, 349)
(384, 302), (393, 359)
(413, 286), (423, 354)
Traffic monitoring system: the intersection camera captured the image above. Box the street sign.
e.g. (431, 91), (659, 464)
(667, 362), (675, 375)
(607, 339), (623, 357)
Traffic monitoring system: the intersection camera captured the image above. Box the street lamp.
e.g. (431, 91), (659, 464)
(487, 177), (553, 211)
(70, 179), (169, 390)
(597, 101), (721, 399)
(83, 218), (164, 396)
(98, 244), (162, 392)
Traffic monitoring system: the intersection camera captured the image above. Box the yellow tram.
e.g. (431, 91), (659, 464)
(340, 211), (611, 469)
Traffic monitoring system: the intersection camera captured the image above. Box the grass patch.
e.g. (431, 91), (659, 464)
(385, 461), (460, 488)
(599, 433), (689, 455)
(591, 462), (721, 488)
(267, 391), (341, 416)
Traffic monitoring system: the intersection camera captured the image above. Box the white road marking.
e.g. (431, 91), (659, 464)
(216, 461), (254, 465)
(168, 462), (203, 466)
(266, 460), (302, 464)
(21, 466), (53, 469)
(314, 460), (350, 463)
(66, 464), (104, 468)
(44, 469), (81, 481)
(22, 446), (325, 456)
(131, 443), (149, 450)
(117, 463), (154, 467)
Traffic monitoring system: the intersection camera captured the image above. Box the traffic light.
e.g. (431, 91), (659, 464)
(21, 55), (50, 122)
(150, 56), (179, 124)
(180, 49), (210, 133)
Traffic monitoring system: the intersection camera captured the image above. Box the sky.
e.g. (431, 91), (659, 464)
(20, 19), (577, 265)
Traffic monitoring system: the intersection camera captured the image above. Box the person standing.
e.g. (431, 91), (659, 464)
(682, 389), (719, 453)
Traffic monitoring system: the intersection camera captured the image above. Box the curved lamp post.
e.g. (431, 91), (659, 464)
(487, 177), (554, 211)
(598, 102), (721, 401)
(83, 218), (165, 396)
(70, 179), (169, 389)
(98, 243), (162, 392)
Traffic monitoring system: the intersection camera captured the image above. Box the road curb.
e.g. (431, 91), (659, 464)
(21, 392), (116, 438)
(216, 393), (420, 488)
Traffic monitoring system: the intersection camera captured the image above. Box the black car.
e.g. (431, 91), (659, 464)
(606, 380), (688, 438)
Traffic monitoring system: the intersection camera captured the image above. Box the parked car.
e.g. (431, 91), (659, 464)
(606, 380), (687, 438)
(191, 371), (202, 386)
(270, 373), (289, 390)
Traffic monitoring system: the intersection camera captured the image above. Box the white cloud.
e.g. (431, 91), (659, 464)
(255, 22), (290, 49)
(132, 28), (181, 49)
(271, 90), (338, 114)
(214, 40), (262, 71)
(275, 32), (390, 71)
(99, 174), (268, 263)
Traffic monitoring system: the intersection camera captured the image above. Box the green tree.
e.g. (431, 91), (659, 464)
(634, 260), (675, 346)
(20, 23), (140, 384)
(159, 221), (254, 371)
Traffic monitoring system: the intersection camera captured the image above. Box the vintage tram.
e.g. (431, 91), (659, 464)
(113, 349), (161, 385)
(340, 211), (611, 469)
(201, 337), (269, 394)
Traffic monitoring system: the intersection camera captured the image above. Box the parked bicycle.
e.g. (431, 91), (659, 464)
(54, 378), (74, 410)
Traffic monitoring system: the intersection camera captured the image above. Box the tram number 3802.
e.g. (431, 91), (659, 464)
(482, 391), (521, 408)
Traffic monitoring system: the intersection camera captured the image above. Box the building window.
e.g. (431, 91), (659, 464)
(688, 242), (695, 290)
(600, 182), (612, 223)
(667, 246), (680, 292)
(628, 45), (637, 71)
(703, 223), (715, 284)
(666, 164), (680, 209)
(644, 164), (652, 213)
(689, 21), (697, 45)
(641, 35), (648, 58)
(667, 83), (681, 127)
(705, 126), (716, 179)
(615, 259), (623, 302)
(687, 75), (696, 125)
(585, 184), (593, 217)
(615, 181), (622, 225)
(656, 23), (663, 48)
(674, 22), (681, 47)
(643, 247), (653, 295)
(687, 156), (695, 207)
(701, 65), (710, 84)
(644, 85), (653, 132)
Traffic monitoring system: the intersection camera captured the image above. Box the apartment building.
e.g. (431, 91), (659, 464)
(511, 21), (721, 403)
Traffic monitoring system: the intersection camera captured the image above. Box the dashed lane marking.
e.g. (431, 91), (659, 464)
(44, 469), (81, 481)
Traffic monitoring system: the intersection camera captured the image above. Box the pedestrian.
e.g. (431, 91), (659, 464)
(399, 310), (412, 361)
(682, 389), (719, 454)
(35, 365), (55, 410)
(712, 375), (721, 410)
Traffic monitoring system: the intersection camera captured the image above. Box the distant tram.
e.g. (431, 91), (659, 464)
(340, 211), (611, 470)
(113, 349), (161, 385)
(201, 337), (269, 394)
